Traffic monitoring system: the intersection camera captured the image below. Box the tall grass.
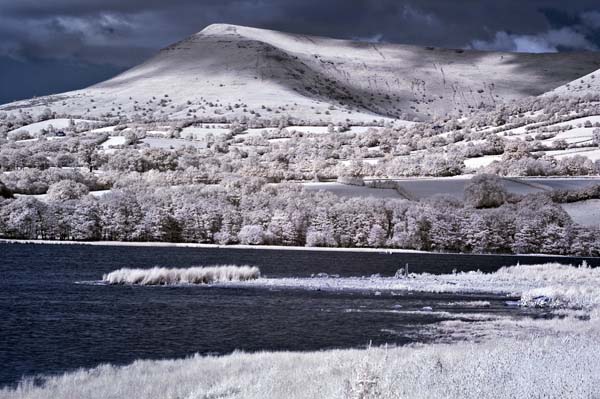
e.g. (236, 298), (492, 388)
(103, 265), (260, 285)
(2, 334), (599, 399)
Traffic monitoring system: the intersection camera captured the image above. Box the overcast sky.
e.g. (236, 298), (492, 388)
(1, 0), (600, 104)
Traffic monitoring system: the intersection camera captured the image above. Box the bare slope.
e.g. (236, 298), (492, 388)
(3, 23), (600, 122)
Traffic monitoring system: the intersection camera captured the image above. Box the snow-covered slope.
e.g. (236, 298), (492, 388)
(547, 67), (600, 96)
(3, 24), (600, 123)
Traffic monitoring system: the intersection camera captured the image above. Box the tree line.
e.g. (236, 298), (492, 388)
(1, 176), (598, 256)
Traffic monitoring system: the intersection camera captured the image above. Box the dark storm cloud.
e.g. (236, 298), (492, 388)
(3, 0), (600, 64)
(1, 0), (600, 103)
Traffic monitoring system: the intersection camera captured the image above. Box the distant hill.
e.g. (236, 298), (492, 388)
(3, 23), (600, 123)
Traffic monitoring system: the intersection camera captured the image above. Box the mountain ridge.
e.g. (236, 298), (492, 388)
(3, 23), (600, 123)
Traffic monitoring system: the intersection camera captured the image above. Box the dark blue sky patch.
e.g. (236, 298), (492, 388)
(0, 57), (124, 104)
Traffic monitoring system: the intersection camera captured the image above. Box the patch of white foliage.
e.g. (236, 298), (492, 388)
(102, 265), (260, 285)
(2, 334), (599, 399)
(243, 262), (600, 310)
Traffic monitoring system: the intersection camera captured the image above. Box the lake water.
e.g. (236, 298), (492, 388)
(1, 243), (597, 387)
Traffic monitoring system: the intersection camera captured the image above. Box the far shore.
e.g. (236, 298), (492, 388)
(0, 239), (583, 258)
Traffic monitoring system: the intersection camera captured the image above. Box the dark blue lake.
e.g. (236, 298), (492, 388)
(1, 243), (597, 387)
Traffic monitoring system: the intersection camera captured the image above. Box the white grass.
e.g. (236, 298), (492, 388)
(102, 265), (260, 285)
(102, 261), (600, 310)
(242, 262), (600, 310)
(2, 333), (599, 399)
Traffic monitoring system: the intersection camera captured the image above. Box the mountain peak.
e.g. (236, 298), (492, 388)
(198, 23), (244, 35)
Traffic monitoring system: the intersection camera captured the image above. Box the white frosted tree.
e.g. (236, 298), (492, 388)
(511, 221), (542, 254)
(218, 207), (243, 243)
(571, 226), (600, 256)
(389, 204), (432, 251)
(464, 213), (491, 253)
(267, 210), (299, 246)
(367, 224), (387, 247)
(68, 197), (101, 241)
(306, 210), (337, 247)
(238, 225), (265, 245)
(99, 191), (144, 241)
(174, 197), (222, 243)
(464, 174), (507, 208)
(540, 223), (570, 255)
(47, 180), (89, 201)
(0, 197), (46, 239)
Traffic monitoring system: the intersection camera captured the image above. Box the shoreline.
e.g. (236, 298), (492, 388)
(0, 238), (587, 258)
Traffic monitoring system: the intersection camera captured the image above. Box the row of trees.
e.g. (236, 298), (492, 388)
(1, 178), (598, 256)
